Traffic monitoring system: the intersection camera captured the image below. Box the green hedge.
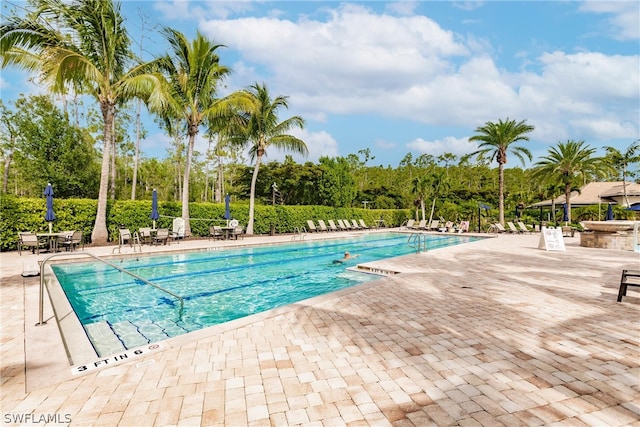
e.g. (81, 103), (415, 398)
(0, 194), (411, 251)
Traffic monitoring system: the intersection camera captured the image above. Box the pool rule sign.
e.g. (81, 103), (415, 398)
(538, 227), (566, 252)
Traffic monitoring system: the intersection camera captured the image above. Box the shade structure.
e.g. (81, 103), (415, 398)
(605, 204), (614, 221)
(627, 204), (640, 211)
(224, 194), (231, 220)
(150, 189), (160, 228)
(562, 203), (569, 222)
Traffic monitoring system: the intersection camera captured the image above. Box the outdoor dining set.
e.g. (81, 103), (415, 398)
(17, 230), (83, 255)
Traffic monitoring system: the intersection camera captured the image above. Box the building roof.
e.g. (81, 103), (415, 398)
(529, 181), (640, 207)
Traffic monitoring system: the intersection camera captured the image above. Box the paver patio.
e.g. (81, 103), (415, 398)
(1, 230), (639, 426)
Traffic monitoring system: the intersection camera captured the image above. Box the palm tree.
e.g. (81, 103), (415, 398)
(532, 140), (608, 222)
(411, 176), (429, 221)
(0, 0), (159, 244)
(470, 118), (534, 226)
(232, 83), (306, 235)
(149, 28), (250, 236)
(427, 170), (449, 225)
(604, 139), (640, 207)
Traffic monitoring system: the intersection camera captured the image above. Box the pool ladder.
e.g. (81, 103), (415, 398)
(407, 232), (428, 253)
(292, 227), (306, 240)
(113, 231), (142, 254)
(36, 252), (184, 326)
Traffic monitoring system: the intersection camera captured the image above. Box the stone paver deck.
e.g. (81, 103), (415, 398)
(1, 230), (639, 426)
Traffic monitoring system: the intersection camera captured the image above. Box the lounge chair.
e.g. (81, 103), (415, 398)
(327, 220), (339, 231)
(458, 221), (470, 233)
(358, 219), (370, 229)
(442, 221), (454, 232)
(350, 220), (362, 230)
(517, 221), (531, 234)
(506, 222), (520, 233)
(488, 223), (506, 233)
(306, 220), (318, 232)
(153, 228), (170, 245)
(59, 230), (83, 251)
(428, 220), (440, 231)
(403, 219), (415, 229)
(209, 226), (224, 240)
(415, 219), (428, 230)
(337, 219), (348, 230)
(317, 220), (329, 232)
(18, 232), (47, 255)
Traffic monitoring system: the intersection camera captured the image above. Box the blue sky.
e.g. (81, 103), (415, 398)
(2, 1), (639, 168)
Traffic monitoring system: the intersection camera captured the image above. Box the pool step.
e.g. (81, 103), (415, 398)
(84, 321), (126, 357)
(111, 321), (150, 349)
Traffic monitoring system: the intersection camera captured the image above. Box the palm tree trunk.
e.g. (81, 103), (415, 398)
(498, 163), (505, 225)
(3, 150), (13, 193)
(131, 100), (141, 200)
(181, 132), (195, 236)
(91, 102), (115, 245)
(246, 155), (262, 235)
(428, 198), (436, 224)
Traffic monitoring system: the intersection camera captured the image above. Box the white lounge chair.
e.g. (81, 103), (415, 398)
(306, 220), (318, 232)
(317, 220), (329, 232)
(506, 222), (520, 233)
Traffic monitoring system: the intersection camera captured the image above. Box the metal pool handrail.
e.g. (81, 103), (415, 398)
(37, 252), (184, 326)
(407, 232), (428, 253)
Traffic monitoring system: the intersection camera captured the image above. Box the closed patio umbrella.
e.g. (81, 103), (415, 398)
(150, 189), (160, 229)
(605, 204), (614, 221)
(562, 203), (568, 223)
(44, 183), (55, 233)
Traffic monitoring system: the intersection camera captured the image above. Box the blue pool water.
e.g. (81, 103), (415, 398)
(52, 233), (480, 355)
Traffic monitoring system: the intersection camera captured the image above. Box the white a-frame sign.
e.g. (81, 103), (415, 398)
(538, 227), (566, 251)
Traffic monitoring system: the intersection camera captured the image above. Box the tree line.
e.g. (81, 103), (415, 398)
(1, 0), (638, 244)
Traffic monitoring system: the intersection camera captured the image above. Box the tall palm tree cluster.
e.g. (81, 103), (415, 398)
(1, 0), (634, 241)
(0, 0), (306, 242)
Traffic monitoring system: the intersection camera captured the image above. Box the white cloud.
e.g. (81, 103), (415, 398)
(579, 1), (640, 40)
(154, 0), (254, 20)
(406, 136), (476, 156)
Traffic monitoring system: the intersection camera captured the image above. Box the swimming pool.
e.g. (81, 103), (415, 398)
(52, 232), (480, 356)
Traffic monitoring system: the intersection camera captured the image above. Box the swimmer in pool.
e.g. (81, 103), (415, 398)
(333, 251), (359, 264)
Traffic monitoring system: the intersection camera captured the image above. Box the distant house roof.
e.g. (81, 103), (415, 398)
(529, 181), (640, 207)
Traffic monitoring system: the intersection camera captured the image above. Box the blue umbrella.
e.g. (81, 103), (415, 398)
(605, 204), (614, 221)
(224, 194), (231, 222)
(150, 189), (159, 229)
(562, 203), (569, 222)
(44, 183), (55, 233)
(627, 204), (640, 211)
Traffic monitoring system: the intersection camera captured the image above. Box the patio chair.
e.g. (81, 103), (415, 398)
(209, 226), (224, 240)
(59, 230), (83, 252)
(415, 219), (428, 230)
(337, 219), (348, 230)
(119, 228), (133, 246)
(171, 217), (186, 242)
(617, 269), (640, 302)
(442, 221), (454, 232)
(428, 220), (440, 231)
(403, 219), (415, 229)
(231, 225), (244, 240)
(350, 219), (362, 230)
(306, 220), (318, 232)
(18, 232), (47, 255)
(317, 220), (329, 232)
(327, 220), (339, 231)
(153, 228), (170, 245)
(458, 221), (470, 233)
(139, 227), (153, 244)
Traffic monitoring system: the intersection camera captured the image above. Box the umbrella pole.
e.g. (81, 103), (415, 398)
(49, 222), (52, 233)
